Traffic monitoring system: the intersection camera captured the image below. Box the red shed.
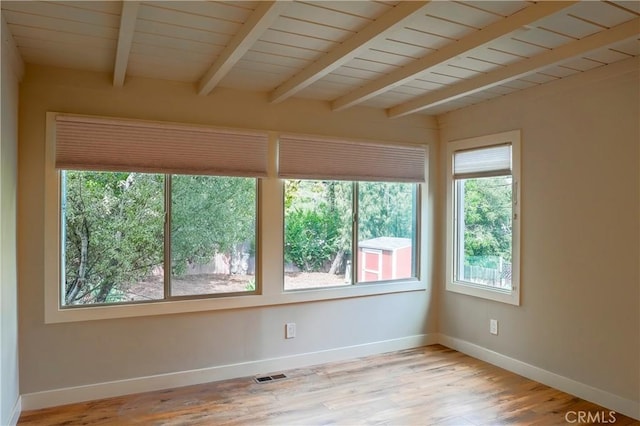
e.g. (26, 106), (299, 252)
(357, 237), (413, 282)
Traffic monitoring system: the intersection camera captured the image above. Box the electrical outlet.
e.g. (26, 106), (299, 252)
(285, 323), (296, 339)
(490, 319), (498, 335)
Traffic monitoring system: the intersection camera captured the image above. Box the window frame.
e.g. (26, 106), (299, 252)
(282, 180), (421, 291)
(445, 130), (521, 306)
(44, 113), (429, 323)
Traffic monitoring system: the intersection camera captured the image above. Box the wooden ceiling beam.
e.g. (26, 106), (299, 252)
(268, 1), (430, 104)
(388, 17), (640, 118)
(331, 1), (578, 112)
(113, 1), (140, 87)
(198, 1), (286, 96)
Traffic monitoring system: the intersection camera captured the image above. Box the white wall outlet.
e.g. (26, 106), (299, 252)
(285, 323), (296, 339)
(490, 319), (498, 335)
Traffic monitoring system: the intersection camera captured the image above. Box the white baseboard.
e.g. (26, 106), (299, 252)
(19, 333), (640, 422)
(7, 396), (21, 426)
(438, 334), (640, 421)
(21, 333), (437, 411)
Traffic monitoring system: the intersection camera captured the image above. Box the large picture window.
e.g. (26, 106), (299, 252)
(61, 171), (257, 306)
(45, 114), (428, 322)
(446, 130), (521, 305)
(53, 114), (267, 308)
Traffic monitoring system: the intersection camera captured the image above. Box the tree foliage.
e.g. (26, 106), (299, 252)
(63, 171), (164, 304)
(63, 170), (512, 303)
(171, 175), (255, 275)
(63, 171), (255, 305)
(461, 176), (512, 267)
(358, 182), (414, 240)
(284, 180), (416, 274)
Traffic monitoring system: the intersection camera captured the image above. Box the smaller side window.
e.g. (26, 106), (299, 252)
(446, 131), (520, 305)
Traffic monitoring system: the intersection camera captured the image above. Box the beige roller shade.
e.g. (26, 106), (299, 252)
(55, 114), (269, 177)
(278, 134), (426, 182)
(453, 144), (511, 179)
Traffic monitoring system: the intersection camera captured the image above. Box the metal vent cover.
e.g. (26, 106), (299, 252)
(254, 373), (287, 383)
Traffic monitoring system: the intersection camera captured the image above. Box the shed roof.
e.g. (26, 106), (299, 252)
(358, 237), (412, 251)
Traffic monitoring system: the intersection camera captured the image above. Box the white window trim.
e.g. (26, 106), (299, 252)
(445, 130), (521, 306)
(44, 113), (429, 323)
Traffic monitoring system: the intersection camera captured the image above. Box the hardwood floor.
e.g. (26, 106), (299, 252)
(19, 345), (638, 425)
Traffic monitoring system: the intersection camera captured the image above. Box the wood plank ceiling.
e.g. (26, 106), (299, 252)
(2, 1), (639, 117)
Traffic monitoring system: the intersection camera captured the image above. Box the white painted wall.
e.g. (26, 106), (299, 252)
(438, 58), (639, 407)
(17, 64), (439, 396)
(1, 13), (23, 426)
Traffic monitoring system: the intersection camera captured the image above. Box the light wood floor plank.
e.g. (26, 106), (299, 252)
(18, 345), (638, 425)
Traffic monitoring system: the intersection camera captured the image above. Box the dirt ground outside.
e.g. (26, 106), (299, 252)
(124, 272), (349, 301)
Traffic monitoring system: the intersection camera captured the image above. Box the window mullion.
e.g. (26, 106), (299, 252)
(412, 184), (420, 279)
(352, 182), (358, 285)
(455, 179), (465, 282)
(60, 171), (67, 307)
(164, 174), (172, 299)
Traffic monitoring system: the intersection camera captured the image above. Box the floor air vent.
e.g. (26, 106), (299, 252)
(254, 373), (287, 383)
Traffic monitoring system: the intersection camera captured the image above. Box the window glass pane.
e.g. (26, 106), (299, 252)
(357, 182), (418, 283)
(62, 171), (164, 305)
(171, 175), (257, 296)
(455, 176), (512, 289)
(284, 180), (353, 290)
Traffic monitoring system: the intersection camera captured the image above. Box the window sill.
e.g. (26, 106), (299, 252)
(446, 280), (520, 306)
(45, 279), (427, 323)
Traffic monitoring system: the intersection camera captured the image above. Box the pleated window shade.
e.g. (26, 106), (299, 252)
(453, 144), (511, 179)
(55, 115), (269, 177)
(278, 135), (426, 182)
